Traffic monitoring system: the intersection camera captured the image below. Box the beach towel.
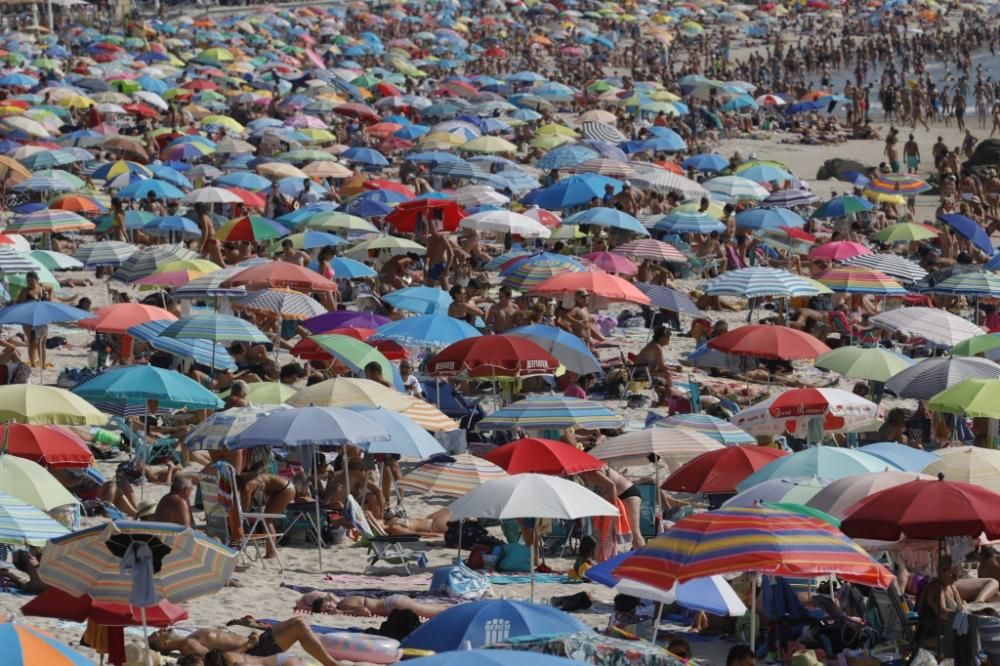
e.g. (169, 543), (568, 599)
(322, 573), (433, 588)
(488, 573), (573, 585)
(593, 498), (630, 562)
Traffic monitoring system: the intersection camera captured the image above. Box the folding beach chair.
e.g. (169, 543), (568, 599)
(200, 462), (285, 571)
(111, 415), (180, 466)
(635, 484), (660, 538)
(344, 495), (426, 574)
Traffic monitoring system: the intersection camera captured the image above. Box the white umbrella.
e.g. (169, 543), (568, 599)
(616, 575), (747, 617)
(460, 210), (551, 238)
(133, 91), (168, 111)
(181, 186), (242, 205)
(448, 474), (617, 600)
(870, 307), (984, 347)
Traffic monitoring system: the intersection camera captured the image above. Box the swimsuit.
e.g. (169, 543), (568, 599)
(384, 594), (407, 612)
(246, 628), (282, 657)
(427, 262), (447, 280)
(617, 485), (641, 501)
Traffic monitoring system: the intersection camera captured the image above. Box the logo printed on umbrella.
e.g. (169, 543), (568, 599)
(526, 360), (550, 369)
(435, 361), (456, 371)
(483, 618), (511, 644)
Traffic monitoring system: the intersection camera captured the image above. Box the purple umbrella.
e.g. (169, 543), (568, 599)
(303, 311), (390, 334)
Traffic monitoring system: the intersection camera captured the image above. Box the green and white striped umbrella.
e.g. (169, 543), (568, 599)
(112, 244), (198, 282)
(0, 491), (69, 546)
(159, 314), (269, 343)
(73, 241), (139, 268)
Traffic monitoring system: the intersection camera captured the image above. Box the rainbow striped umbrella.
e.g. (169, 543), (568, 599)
(0, 492), (69, 546)
(865, 173), (931, 195)
(500, 253), (585, 290)
(6, 209), (95, 235)
(613, 507), (894, 591)
(0, 622), (91, 665)
(38, 521), (237, 605)
(477, 396), (625, 431)
(649, 412), (757, 445)
(813, 267), (907, 295)
(399, 453), (507, 497)
(215, 215), (289, 242)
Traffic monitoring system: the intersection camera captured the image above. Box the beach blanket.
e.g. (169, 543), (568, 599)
(322, 573), (432, 588)
(488, 573), (575, 585)
(280, 582), (466, 604)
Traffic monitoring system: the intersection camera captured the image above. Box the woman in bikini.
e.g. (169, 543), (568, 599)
(294, 591), (448, 618)
(16, 271), (54, 369)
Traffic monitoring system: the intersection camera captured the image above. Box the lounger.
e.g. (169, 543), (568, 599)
(110, 415), (180, 465)
(344, 496), (426, 574)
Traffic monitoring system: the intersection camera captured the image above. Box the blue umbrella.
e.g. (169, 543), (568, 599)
(735, 207), (806, 230)
(654, 210), (726, 234)
(342, 197), (393, 218)
(330, 257), (376, 278)
(506, 324), (601, 376)
(0, 301), (90, 327)
(535, 144), (600, 170)
(147, 165), (193, 189)
(142, 216), (202, 239)
(811, 195), (874, 219)
(634, 131), (687, 152)
(401, 651), (582, 666)
(562, 207), (649, 236)
(681, 153), (727, 172)
(233, 406), (389, 449)
(73, 365), (223, 410)
(127, 320), (237, 371)
(215, 172), (272, 192)
(371, 314), (480, 347)
(521, 175), (622, 210)
(117, 179), (185, 201)
(342, 147), (389, 167)
(383, 286), (454, 315)
(401, 600), (587, 651)
(347, 406), (446, 458)
(295, 231), (346, 249)
(405, 151), (464, 165)
(634, 283), (704, 316)
(939, 213), (995, 255)
(857, 442), (939, 473)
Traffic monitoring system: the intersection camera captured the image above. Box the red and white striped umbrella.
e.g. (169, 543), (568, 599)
(612, 238), (687, 262)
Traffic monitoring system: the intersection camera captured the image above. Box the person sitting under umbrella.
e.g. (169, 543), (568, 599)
(148, 617), (339, 666)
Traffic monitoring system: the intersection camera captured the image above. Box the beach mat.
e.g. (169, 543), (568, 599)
(488, 573), (574, 585)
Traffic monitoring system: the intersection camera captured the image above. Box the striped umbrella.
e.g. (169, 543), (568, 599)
(215, 215), (289, 242)
(477, 396), (625, 431)
(613, 239), (687, 262)
(500, 253), (585, 290)
(0, 492), (69, 546)
(398, 453), (507, 497)
(886, 357), (1000, 400)
(865, 173), (931, 195)
(813, 267), (907, 295)
(570, 159), (635, 178)
(112, 245), (198, 282)
(704, 267), (818, 298)
(654, 210), (726, 234)
(186, 405), (291, 450)
(926, 271), (1000, 297)
(0, 622), (92, 665)
(73, 241), (138, 267)
(7, 209), (95, 235)
(629, 169), (707, 199)
(0, 249), (38, 273)
(870, 306), (983, 347)
(39, 521), (236, 605)
(613, 508), (894, 602)
(842, 253), (927, 283)
(237, 289), (326, 320)
(703, 175), (770, 203)
(648, 413), (757, 445)
(159, 314), (269, 344)
(634, 283), (704, 316)
(581, 121), (628, 144)
(173, 266), (249, 298)
(923, 446), (1000, 492)
(127, 321), (237, 371)
(589, 428), (723, 471)
(763, 188), (819, 208)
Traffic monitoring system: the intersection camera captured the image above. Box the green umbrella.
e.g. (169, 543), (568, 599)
(345, 236), (426, 258)
(764, 502), (841, 528)
(304, 212), (378, 233)
(815, 346), (914, 382)
(310, 334), (393, 381)
(951, 334), (1000, 357)
(871, 222), (938, 243)
(219, 382), (296, 405)
(928, 378), (1000, 418)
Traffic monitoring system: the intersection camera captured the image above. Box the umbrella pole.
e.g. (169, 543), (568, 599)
(654, 462), (661, 531)
(456, 517), (463, 565)
(750, 575), (757, 654)
(530, 524), (536, 603)
(652, 602), (664, 645)
(141, 606), (152, 666)
(313, 444), (323, 572)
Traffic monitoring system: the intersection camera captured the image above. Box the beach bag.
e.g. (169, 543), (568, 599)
(444, 521), (502, 549)
(497, 543), (532, 572)
(367, 609), (421, 641)
(429, 564), (491, 600)
(466, 544), (494, 570)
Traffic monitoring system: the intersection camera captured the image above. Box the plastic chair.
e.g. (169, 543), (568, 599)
(111, 416), (180, 466)
(344, 495), (426, 574)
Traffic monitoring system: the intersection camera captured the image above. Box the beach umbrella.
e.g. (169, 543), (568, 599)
(0, 301), (91, 327)
(73, 241), (138, 267)
(866, 173), (931, 195)
(663, 446), (787, 495)
(459, 210), (550, 238)
(521, 175), (622, 210)
(841, 253), (927, 283)
(814, 267), (906, 295)
(591, 428), (723, 473)
(6, 209), (94, 235)
(0, 621), (92, 665)
(841, 475), (1000, 540)
(581, 252), (637, 275)
(531, 271), (650, 305)
(681, 153), (728, 172)
(0, 491), (69, 545)
(922, 446), (1000, 492)
(215, 215), (289, 242)
(30, 250), (83, 271)
(501, 254), (586, 290)
(703, 175), (769, 203)
(304, 312), (390, 334)
(927, 271), (1000, 297)
(347, 406), (446, 459)
(186, 406), (292, 451)
(371, 314), (480, 348)
(734, 207), (805, 230)
(703, 267), (817, 299)
(0, 249), (39, 275)
(506, 324), (601, 376)
(243, 383), (296, 405)
(289, 377), (412, 411)
(815, 346), (914, 382)
(870, 307), (983, 347)
(234, 406), (389, 450)
(561, 207), (650, 236)
(613, 239), (686, 262)
(810, 241), (871, 261)
(401, 601), (587, 652)
(399, 453), (508, 497)
(330, 257), (376, 278)
(237, 289), (326, 321)
(428, 335), (559, 379)
(731, 387), (881, 438)
(939, 213), (994, 255)
(223, 261), (336, 292)
(811, 195), (874, 219)
(872, 222), (939, 243)
(308, 335), (400, 387)
(857, 443), (939, 473)
(723, 476), (830, 508)
(0, 385), (106, 426)
(0, 454), (76, 512)
(158, 313), (268, 344)
(928, 378), (1000, 418)
(127, 320), (237, 371)
(484, 438), (604, 475)
(112, 245), (199, 282)
(951, 335), (1000, 358)
(631, 284), (703, 319)
(807, 471), (935, 518)
(477, 396), (624, 431)
(885, 356), (1000, 400)
(736, 446), (895, 492)
(708, 324), (830, 360)
(73, 366), (223, 411)
(4, 424), (93, 468)
(654, 210), (725, 234)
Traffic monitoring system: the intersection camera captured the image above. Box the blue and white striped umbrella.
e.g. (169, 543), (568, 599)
(477, 396), (625, 431)
(0, 492), (69, 546)
(11, 175), (75, 193)
(112, 245), (198, 282)
(704, 267), (818, 299)
(187, 405), (292, 450)
(159, 314), (269, 343)
(128, 320), (237, 371)
(237, 289), (326, 320)
(704, 175), (770, 203)
(635, 282), (704, 316)
(842, 253), (927, 283)
(430, 161), (493, 181)
(536, 144), (600, 170)
(648, 413), (757, 446)
(763, 188), (819, 208)
(654, 210), (725, 234)
(0, 249), (38, 273)
(73, 241), (139, 268)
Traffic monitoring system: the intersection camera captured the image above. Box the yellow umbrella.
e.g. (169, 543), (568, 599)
(257, 162), (308, 179)
(674, 201), (726, 219)
(863, 190), (906, 205)
(297, 128), (337, 143)
(459, 136), (517, 154)
(536, 123), (578, 137)
(0, 385), (106, 426)
(531, 134), (574, 149)
(302, 161), (353, 179)
(419, 131), (465, 147)
(200, 115), (245, 133)
(156, 259), (222, 274)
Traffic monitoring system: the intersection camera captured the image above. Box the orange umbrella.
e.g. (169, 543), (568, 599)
(222, 260), (337, 291)
(48, 194), (103, 215)
(531, 270), (651, 305)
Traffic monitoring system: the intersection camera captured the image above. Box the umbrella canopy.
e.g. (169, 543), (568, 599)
(234, 406), (389, 449)
(952, 334), (1000, 358)
(73, 365), (223, 410)
(347, 406), (445, 459)
(400, 601), (587, 652)
(708, 325), (830, 361)
(613, 507), (894, 590)
(506, 324), (601, 376)
(731, 387), (881, 437)
(870, 307), (983, 347)
(531, 271), (650, 305)
(0, 455), (77, 511)
(0, 385), (106, 425)
(22, 587), (188, 628)
(814, 267), (907, 295)
(857, 442), (939, 473)
(223, 261), (337, 291)
(39, 521), (237, 604)
(428, 335), (559, 378)
(399, 453), (508, 497)
(663, 447), (787, 495)
(448, 473), (618, 521)
(840, 475), (1000, 540)
(703, 268), (817, 298)
(843, 253), (928, 283)
(484, 438), (604, 475)
(736, 446), (897, 491)
(477, 396), (625, 431)
(186, 406), (291, 451)
(371, 314), (480, 348)
(127, 320), (237, 371)
(4, 424), (93, 468)
(0, 302), (91, 327)
(614, 239), (687, 263)
(589, 428), (723, 471)
(383, 286), (454, 315)
(79, 303), (176, 335)
(815, 346), (914, 382)
(0, 491), (69, 546)
(928, 379), (1000, 418)
(648, 413), (757, 445)
(884, 357), (1000, 400)
(288, 377), (412, 411)
(723, 476), (830, 508)
(158, 313), (268, 344)
(807, 471), (935, 518)
(923, 446), (1000, 492)
(237, 289), (326, 321)
(0, 622), (92, 666)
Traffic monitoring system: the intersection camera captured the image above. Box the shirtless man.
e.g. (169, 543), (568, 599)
(238, 472), (295, 559)
(447, 286), (484, 325)
(561, 289), (595, 347)
(424, 222), (453, 289)
(903, 134), (921, 174)
(884, 133), (900, 173)
(459, 227), (490, 269)
(612, 182), (640, 215)
(633, 326), (673, 392)
(486, 286), (520, 333)
(295, 590), (448, 618)
(196, 203), (226, 267)
(148, 617), (338, 666)
(379, 254), (413, 291)
(153, 475), (194, 527)
(275, 239), (309, 267)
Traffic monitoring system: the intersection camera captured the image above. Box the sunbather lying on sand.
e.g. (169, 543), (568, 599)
(294, 590), (449, 618)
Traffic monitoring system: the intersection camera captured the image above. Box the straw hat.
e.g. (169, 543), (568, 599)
(137, 500), (157, 519)
(790, 651), (823, 666)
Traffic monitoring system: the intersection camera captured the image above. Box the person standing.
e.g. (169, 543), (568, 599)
(903, 134), (921, 174)
(16, 271), (53, 369)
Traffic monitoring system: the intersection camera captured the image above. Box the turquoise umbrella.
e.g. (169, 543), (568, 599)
(735, 447), (900, 492)
(72, 366), (223, 410)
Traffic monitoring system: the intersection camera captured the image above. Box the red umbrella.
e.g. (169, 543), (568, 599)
(708, 324), (831, 361)
(225, 187), (266, 208)
(663, 446), (787, 494)
(385, 199), (467, 233)
(363, 179), (415, 199)
(223, 261), (337, 291)
(840, 474), (1000, 541)
(484, 438), (604, 475)
(428, 334), (559, 378)
(333, 102), (381, 122)
(5, 424), (94, 468)
(809, 241), (871, 261)
(79, 304), (177, 335)
(531, 270), (651, 305)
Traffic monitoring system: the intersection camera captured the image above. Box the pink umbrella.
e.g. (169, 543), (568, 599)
(809, 241), (871, 261)
(286, 114), (327, 129)
(583, 251), (638, 275)
(131, 271), (201, 288)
